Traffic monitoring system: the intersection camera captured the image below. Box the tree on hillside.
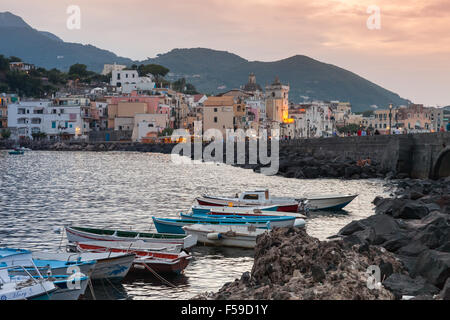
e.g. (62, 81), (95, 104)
(172, 78), (199, 94)
(8, 56), (22, 63)
(0, 55), (10, 72)
(137, 64), (169, 86)
(68, 63), (89, 79)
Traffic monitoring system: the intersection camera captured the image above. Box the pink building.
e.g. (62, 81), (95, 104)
(107, 91), (160, 114)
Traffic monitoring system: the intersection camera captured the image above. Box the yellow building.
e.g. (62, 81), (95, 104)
(265, 77), (289, 124)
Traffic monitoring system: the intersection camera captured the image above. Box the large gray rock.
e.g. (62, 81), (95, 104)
(441, 278), (450, 300)
(394, 203), (430, 220)
(412, 250), (450, 288)
(383, 273), (440, 299)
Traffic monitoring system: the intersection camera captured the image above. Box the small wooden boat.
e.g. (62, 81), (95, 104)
(152, 217), (272, 235)
(182, 224), (268, 249)
(65, 226), (197, 249)
(190, 206), (308, 219)
(179, 212), (302, 229)
(33, 251), (136, 282)
(75, 241), (192, 275)
(8, 150), (25, 155)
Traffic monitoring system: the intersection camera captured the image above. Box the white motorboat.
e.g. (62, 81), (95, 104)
(198, 189), (358, 212)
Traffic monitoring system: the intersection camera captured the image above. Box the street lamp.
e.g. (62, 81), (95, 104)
(389, 104), (393, 135)
(307, 119), (310, 138)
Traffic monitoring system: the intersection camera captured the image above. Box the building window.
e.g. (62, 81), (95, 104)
(52, 121), (56, 129)
(214, 117), (218, 123)
(214, 108), (218, 112)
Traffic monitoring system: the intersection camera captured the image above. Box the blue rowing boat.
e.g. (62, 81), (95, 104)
(152, 217), (272, 235)
(180, 212), (297, 222)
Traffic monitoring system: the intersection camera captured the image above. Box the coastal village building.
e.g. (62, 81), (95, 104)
(397, 104), (432, 133)
(202, 96), (236, 139)
(1, 94), (19, 129)
(9, 62), (35, 73)
(110, 70), (155, 94)
(7, 100), (51, 140)
(90, 101), (109, 131)
(7, 99), (88, 140)
(131, 113), (170, 142)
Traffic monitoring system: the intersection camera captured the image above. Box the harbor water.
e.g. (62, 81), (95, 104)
(0, 151), (392, 300)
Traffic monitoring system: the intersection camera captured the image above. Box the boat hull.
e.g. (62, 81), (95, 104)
(65, 226), (197, 249)
(33, 252), (135, 282)
(179, 213), (296, 228)
(152, 217), (270, 235)
(0, 281), (56, 301)
(76, 243), (191, 275)
(51, 277), (89, 301)
(306, 195), (358, 211)
(192, 205), (306, 218)
(197, 197), (299, 213)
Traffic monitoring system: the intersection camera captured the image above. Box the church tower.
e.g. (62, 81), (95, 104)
(265, 76), (290, 123)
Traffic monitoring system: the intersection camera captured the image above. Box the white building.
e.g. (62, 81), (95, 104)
(297, 102), (334, 138)
(110, 70), (155, 94)
(132, 113), (170, 142)
(8, 99), (89, 140)
(8, 100), (52, 140)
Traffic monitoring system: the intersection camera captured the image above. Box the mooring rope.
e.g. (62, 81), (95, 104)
(140, 263), (177, 288)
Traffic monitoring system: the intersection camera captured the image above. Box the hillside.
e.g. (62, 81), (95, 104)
(0, 12), (133, 72)
(0, 12), (411, 111)
(144, 49), (410, 112)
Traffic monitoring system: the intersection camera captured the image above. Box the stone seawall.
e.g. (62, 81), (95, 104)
(2, 132), (449, 180)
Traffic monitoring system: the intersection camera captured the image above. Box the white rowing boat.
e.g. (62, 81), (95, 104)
(182, 224), (268, 249)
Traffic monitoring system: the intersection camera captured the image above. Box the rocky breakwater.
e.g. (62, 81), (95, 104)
(194, 227), (404, 300)
(337, 178), (450, 300)
(9, 140), (178, 154)
(272, 150), (388, 180)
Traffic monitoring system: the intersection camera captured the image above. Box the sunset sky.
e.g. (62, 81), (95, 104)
(2, 0), (450, 106)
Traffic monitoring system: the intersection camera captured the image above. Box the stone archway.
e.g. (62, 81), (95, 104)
(433, 148), (450, 179)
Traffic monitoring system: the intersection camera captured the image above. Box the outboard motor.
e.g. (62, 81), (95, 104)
(297, 199), (310, 216)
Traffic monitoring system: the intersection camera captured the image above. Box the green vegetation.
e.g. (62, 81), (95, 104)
(337, 124), (361, 134)
(159, 128), (174, 137)
(1, 128), (11, 140)
(172, 78), (199, 95)
(0, 55), (109, 97)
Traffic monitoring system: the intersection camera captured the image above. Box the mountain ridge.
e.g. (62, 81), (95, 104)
(0, 11), (411, 111)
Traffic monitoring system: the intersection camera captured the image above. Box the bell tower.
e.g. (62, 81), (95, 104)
(265, 76), (289, 123)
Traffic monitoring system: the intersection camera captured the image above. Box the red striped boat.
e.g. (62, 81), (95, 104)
(76, 241), (192, 275)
